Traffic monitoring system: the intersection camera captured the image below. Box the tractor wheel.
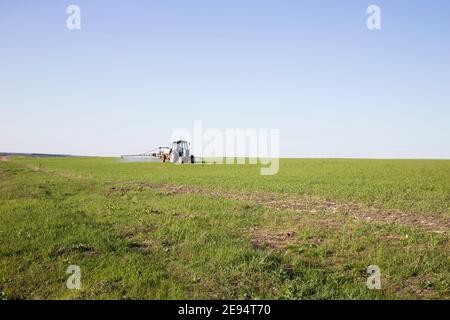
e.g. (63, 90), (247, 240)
(190, 155), (195, 164)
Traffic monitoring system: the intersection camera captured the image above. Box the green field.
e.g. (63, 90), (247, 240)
(0, 157), (449, 299)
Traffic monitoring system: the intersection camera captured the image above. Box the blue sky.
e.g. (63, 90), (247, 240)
(1, 0), (449, 158)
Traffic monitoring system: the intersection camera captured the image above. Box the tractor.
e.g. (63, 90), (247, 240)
(169, 140), (195, 164)
(121, 140), (195, 164)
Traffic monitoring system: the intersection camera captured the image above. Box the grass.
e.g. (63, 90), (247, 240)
(12, 157), (450, 216)
(0, 157), (449, 299)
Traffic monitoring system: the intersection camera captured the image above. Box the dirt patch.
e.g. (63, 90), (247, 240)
(51, 243), (98, 257)
(249, 227), (297, 249)
(119, 224), (157, 252)
(92, 279), (124, 294)
(394, 275), (437, 298)
(247, 225), (326, 251)
(107, 186), (132, 196)
(127, 239), (155, 251)
(107, 182), (171, 196)
(246, 196), (449, 234)
(120, 224), (156, 239)
(0, 156), (9, 162)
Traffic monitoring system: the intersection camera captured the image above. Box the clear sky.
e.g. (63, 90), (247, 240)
(1, 0), (449, 158)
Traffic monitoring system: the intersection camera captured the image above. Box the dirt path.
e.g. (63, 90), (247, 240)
(110, 181), (450, 234)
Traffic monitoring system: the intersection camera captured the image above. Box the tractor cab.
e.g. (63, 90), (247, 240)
(170, 140), (195, 163)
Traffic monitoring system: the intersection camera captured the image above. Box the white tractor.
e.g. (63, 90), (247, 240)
(169, 140), (195, 164)
(121, 140), (195, 164)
